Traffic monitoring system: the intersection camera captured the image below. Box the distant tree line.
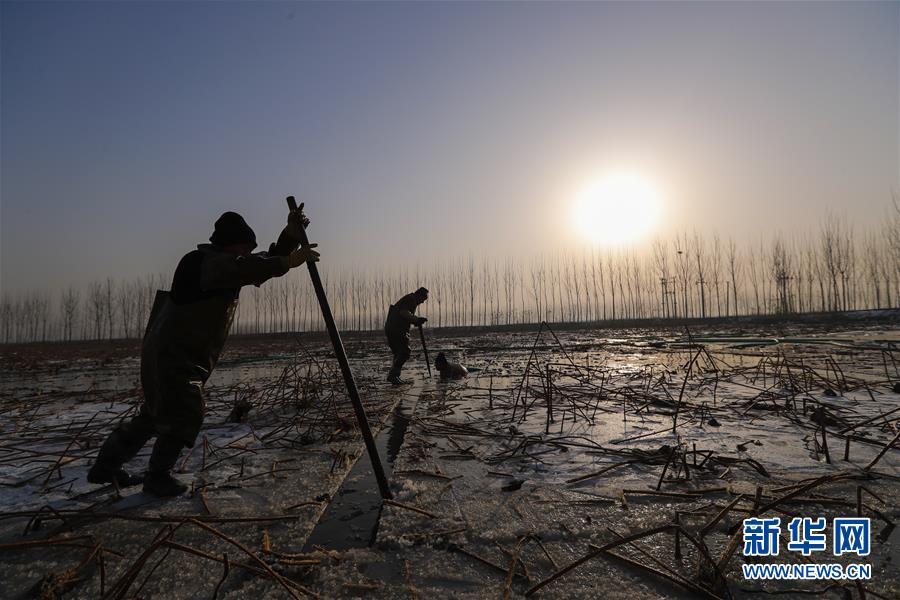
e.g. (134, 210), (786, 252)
(2, 204), (899, 344)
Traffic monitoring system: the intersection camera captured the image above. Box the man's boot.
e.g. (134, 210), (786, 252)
(143, 435), (188, 497)
(87, 429), (146, 487)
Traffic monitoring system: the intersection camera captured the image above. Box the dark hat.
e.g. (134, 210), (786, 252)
(416, 287), (429, 296)
(210, 212), (257, 249)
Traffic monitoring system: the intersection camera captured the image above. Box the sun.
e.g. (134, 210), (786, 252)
(572, 172), (664, 245)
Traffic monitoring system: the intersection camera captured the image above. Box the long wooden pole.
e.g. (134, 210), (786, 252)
(417, 324), (432, 377)
(286, 196), (392, 500)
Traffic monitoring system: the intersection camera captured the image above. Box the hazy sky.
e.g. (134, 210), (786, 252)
(2, 1), (898, 294)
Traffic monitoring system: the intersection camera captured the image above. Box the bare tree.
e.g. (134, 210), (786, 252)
(61, 286), (80, 341)
(674, 233), (692, 317)
(726, 237), (741, 317)
(117, 280), (137, 339)
(579, 252), (590, 322)
(87, 281), (106, 340)
(103, 278), (116, 339)
(710, 234), (723, 317)
(606, 251), (617, 321)
(590, 246), (604, 321)
(467, 256), (476, 326)
(820, 214), (844, 311)
(771, 236), (792, 314)
(746, 240), (763, 315)
(652, 239), (671, 318)
(529, 256), (545, 322)
(692, 232), (708, 319)
(0, 293), (13, 343)
(502, 258), (516, 325)
(886, 191), (900, 305)
(862, 232), (883, 309)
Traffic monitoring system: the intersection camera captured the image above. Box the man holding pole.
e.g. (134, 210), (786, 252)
(87, 206), (319, 497)
(384, 287), (429, 385)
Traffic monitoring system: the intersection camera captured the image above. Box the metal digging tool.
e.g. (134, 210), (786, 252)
(286, 195), (392, 500)
(418, 324), (432, 378)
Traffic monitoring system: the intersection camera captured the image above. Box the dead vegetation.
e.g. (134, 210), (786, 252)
(388, 323), (899, 599)
(0, 324), (898, 598)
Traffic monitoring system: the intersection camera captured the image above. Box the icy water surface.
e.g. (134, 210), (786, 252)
(0, 318), (898, 598)
(302, 381), (423, 552)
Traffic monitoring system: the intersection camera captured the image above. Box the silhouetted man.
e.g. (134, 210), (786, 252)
(88, 206), (319, 496)
(384, 287), (428, 385)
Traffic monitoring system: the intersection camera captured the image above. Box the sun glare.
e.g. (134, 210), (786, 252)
(572, 172), (663, 245)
